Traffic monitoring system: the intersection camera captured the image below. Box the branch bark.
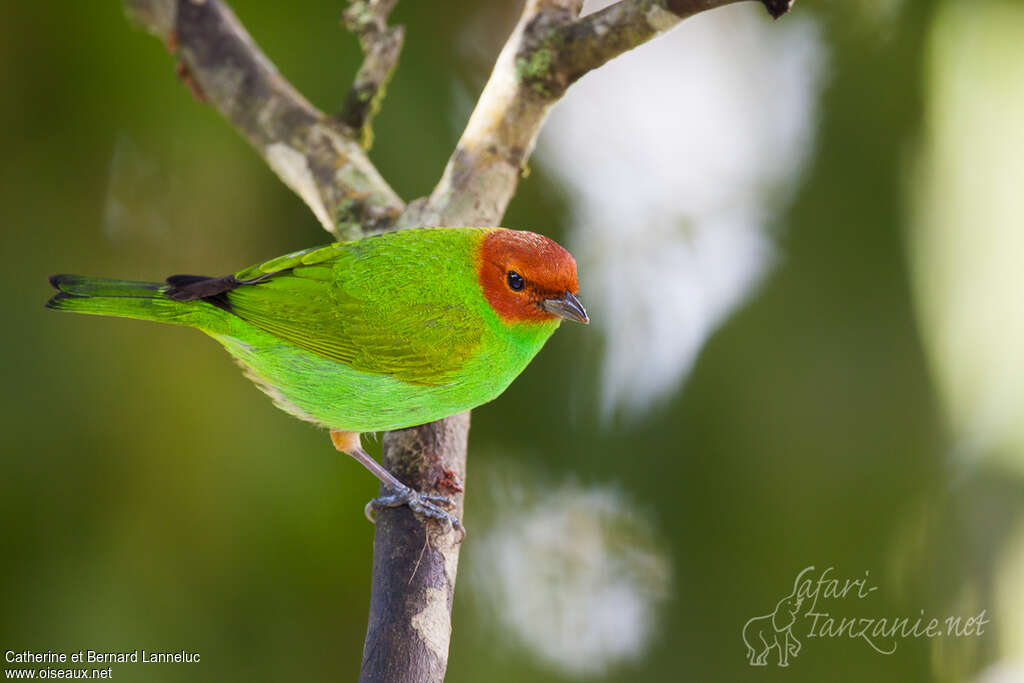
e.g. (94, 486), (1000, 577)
(369, 1), (794, 680)
(408, 0), (792, 229)
(535, 0), (795, 92)
(338, 0), (405, 150)
(123, 0), (795, 681)
(125, 0), (404, 239)
(361, 414), (469, 681)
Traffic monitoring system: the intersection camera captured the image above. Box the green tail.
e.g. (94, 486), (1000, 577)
(46, 274), (197, 326)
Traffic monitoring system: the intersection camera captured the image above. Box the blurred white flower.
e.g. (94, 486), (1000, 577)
(909, 1), (1024, 472)
(469, 471), (671, 677)
(537, 2), (826, 418)
(992, 515), (1024, 665)
(972, 661), (1024, 683)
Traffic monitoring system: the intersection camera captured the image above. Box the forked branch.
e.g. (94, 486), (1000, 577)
(120, 0), (796, 681)
(536, 0), (795, 93)
(125, 0), (404, 239)
(416, 0), (793, 228)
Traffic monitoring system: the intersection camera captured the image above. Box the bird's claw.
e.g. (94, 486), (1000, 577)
(364, 486), (466, 542)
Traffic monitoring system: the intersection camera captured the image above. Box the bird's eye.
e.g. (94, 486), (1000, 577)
(507, 271), (525, 291)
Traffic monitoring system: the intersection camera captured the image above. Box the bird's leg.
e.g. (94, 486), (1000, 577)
(330, 430), (464, 540)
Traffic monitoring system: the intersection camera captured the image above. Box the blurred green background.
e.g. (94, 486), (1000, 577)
(3, 1), (1023, 681)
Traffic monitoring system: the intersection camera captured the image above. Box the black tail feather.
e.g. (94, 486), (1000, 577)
(164, 274), (240, 301)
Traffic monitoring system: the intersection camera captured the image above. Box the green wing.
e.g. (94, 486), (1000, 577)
(224, 233), (484, 386)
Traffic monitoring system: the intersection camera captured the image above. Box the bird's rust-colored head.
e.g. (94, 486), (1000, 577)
(477, 229), (588, 325)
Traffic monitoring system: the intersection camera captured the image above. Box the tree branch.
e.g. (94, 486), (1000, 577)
(123, 1), (797, 680)
(404, 1), (577, 228)
(360, 413), (469, 682)
(530, 0), (795, 95)
(374, 1), (796, 678)
(338, 0), (405, 151)
(125, 0), (404, 239)
(413, 0), (794, 228)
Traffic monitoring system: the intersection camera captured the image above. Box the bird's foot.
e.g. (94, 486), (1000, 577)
(364, 485), (465, 542)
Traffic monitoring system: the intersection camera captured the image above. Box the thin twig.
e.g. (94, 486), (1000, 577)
(408, 530), (430, 585)
(124, 0), (404, 238)
(338, 0), (405, 150)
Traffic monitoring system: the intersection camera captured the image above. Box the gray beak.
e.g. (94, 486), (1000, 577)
(542, 289), (589, 324)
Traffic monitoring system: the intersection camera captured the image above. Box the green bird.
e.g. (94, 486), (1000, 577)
(46, 227), (588, 535)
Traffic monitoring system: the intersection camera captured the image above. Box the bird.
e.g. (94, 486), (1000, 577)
(46, 226), (588, 537)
